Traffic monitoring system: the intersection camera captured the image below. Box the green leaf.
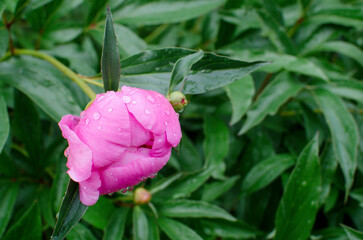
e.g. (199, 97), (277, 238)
(39, 188), (55, 227)
(0, 183), (19, 238)
(158, 200), (236, 221)
(313, 88), (359, 197)
(3, 202), (41, 240)
(82, 196), (116, 229)
(86, 0), (108, 25)
(146, 214), (160, 240)
(241, 154), (295, 196)
(317, 41), (363, 67)
(275, 136), (321, 240)
(239, 72), (303, 135)
(201, 219), (260, 239)
(104, 208), (129, 240)
(51, 180), (88, 240)
(284, 57), (328, 81)
(133, 206), (148, 240)
(0, 56), (82, 122)
(224, 75), (254, 125)
(0, 93), (9, 153)
(0, 29), (8, 57)
(114, 24), (147, 59)
(120, 48), (267, 95)
(324, 80), (363, 104)
(169, 50), (204, 93)
(308, 8), (363, 30)
(201, 175), (240, 202)
(149, 173), (183, 194)
(67, 223), (97, 240)
(158, 217), (203, 240)
(203, 116), (229, 179)
(341, 224), (363, 240)
(350, 188), (363, 203)
(115, 0), (226, 25)
(101, 6), (121, 92)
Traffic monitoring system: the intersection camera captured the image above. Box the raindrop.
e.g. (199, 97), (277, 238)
(176, 113), (179, 118)
(129, 90), (136, 95)
(157, 138), (163, 143)
(302, 181), (307, 186)
(80, 112), (85, 118)
(110, 172), (113, 176)
(122, 96), (131, 103)
(84, 186), (87, 190)
(165, 110), (170, 116)
(118, 128), (121, 132)
(108, 193), (114, 196)
(150, 173), (157, 179)
(144, 109), (150, 115)
(97, 95), (105, 102)
(114, 178), (118, 181)
(173, 133), (176, 137)
(108, 108), (113, 112)
(121, 189), (127, 193)
(147, 125), (152, 129)
(132, 100), (137, 104)
(56, 213), (59, 219)
(97, 126), (102, 130)
(127, 186), (133, 191)
(85, 118), (89, 125)
(165, 121), (168, 126)
(93, 112), (101, 120)
(147, 95), (155, 103)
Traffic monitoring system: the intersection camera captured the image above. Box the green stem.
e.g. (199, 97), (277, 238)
(12, 49), (96, 99)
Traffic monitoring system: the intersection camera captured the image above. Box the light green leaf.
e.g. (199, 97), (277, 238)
(158, 200), (236, 221)
(158, 218), (203, 240)
(202, 175), (240, 202)
(275, 136), (321, 240)
(224, 75), (254, 125)
(203, 116), (229, 179)
(308, 8), (363, 30)
(115, 0), (226, 25)
(102, 6), (121, 92)
(67, 223), (97, 240)
(313, 88), (359, 197)
(242, 154), (295, 195)
(133, 206), (148, 240)
(324, 80), (363, 104)
(239, 72), (303, 135)
(0, 93), (9, 153)
(201, 219), (260, 239)
(0, 184), (19, 238)
(317, 41), (363, 67)
(341, 224), (363, 240)
(104, 208), (129, 240)
(285, 57), (328, 81)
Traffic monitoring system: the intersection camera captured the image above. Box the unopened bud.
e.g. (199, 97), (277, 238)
(134, 187), (151, 205)
(167, 91), (188, 112)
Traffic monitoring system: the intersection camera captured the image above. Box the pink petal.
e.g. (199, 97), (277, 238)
(79, 171), (101, 206)
(59, 116), (93, 182)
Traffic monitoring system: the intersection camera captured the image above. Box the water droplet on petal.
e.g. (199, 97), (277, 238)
(144, 109), (150, 115)
(97, 126), (102, 130)
(165, 110), (170, 116)
(114, 178), (118, 181)
(93, 112), (101, 120)
(127, 186), (133, 191)
(122, 96), (131, 103)
(121, 189), (127, 193)
(97, 95), (105, 102)
(173, 133), (176, 137)
(108, 193), (114, 196)
(85, 118), (89, 125)
(132, 100), (137, 104)
(84, 186), (87, 190)
(157, 138), (163, 143)
(176, 113), (179, 118)
(108, 108), (113, 112)
(147, 95), (155, 103)
(110, 172), (113, 176)
(80, 112), (85, 118)
(147, 125), (152, 129)
(165, 121), (168, 126)
(118, 128), (121, 132)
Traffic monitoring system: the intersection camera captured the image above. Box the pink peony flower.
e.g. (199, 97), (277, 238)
(58, 86), (182, 206)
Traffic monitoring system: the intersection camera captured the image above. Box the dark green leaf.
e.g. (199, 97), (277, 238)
(133, 206), (148, 240)
(158, 217), (203, 240)
(0, 93), (9, 153)
(86, 0), (108, 25)
(104, 208), (129, 240)
(120, 48), (267, 95)
(275, 136), (321, 240)
(341, 224), (363, 240)
(201, 219), (260, 239)
(202, 175), (240, 202)
(82, 196), (116, 229)
(203, 116), (229, 179)
(149, 173), (183, 194)
(51, 180), (88, 240)
(39, 188), (55, 227)
(0, 183), (19, 238)
(313, 88), (359, 197)
(350, 188), (363, 203)
(0, 56), (82, 122)
(115, 0), (226, 25)
(67, 223), (97, 240)
(242, 154), (294, 196)
(239, 72), (303, 135)
(0, 29), (8, 57)
(308, 8), (363, 30)
(224, 75), (254, 125)
(146, 214), (160, 240)
(3, 202), (41, 240)
(101, 6), (120, 92)
(169, 50), (204, 93)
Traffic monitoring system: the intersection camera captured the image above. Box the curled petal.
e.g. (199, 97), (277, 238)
(79, 171), (101, 206)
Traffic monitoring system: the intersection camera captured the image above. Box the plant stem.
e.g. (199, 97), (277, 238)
(13, 49), (96, 99)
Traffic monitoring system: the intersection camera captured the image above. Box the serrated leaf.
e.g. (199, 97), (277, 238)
(101, 6), (120, 92)
(224, 75), (254, 125)
(203, 116), (229, 179)
(133, 206), (148, 240)
(201, 219), (261, 239)
(67, 223), (97, 240)
(51, 180), (88, 240)
(3, 202), (41, 240)
(104, 208), (129, 240)
(158, 218), (203, 240)
(275, 136), (321, 240)
(242, 154), (294, 195)
(341, 224), (363, 240)
(202, 175), (240, 202)
(0, 93), (9, 153)
(158, 200), (236, 221)
(239, 72), (303, 135)
(114, 0), (226, 25)
(169, 50), (204, 93)
(0, 183), (19, 238)
(313, 88), (359, 197)
(0, 56), (82, 122)
(120, 48), (267, 95)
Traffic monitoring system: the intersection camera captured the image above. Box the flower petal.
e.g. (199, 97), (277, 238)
(79, 171), (101, 206)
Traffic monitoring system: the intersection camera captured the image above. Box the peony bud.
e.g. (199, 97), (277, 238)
(134, 187), (151, 204)
(167, 91), (188, 112)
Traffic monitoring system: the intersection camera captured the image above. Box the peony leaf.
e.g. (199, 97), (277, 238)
(101, 5), (121, 92)
(0, 93), (9, 153)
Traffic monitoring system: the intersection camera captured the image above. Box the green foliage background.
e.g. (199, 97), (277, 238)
(1, 0), (363, 239)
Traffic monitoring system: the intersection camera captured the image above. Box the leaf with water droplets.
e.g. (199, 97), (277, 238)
(275, 135), (321, 240)
(101, 6), (121, 92)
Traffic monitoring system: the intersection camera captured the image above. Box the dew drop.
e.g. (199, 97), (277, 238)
(144, 109), (150, 115)
(84, 186), (87, 190)
(157, 138), (163, 143)
(132, 100), (137, 104)
(302, 181), (307, 186)
(165, 121), (168, 126)
(110, 172), (113, 176)
(147, 125), (152, 129)
(93, 112), (101, 120)
(176, 113), (179, 118)
(97, 95), (105, 102)
(165, 110), (170, 116)
(85, 118), (89, 125)
(173, 133), (176, 137)
(80, 112), (85, 118)
(122, 96), (131, 103)
(108, 193), (114, 196)
(56, 213), (59, 219)
(121, 189), (127, 193)
(108, 108), (113, 112)
(147, 95), (155, 103)
(127, 186), (133, 191)
(129, 90), (136, 95)
(114, 178), (118, 181)
(97, 126), (102, 130)
(118, 128), (121, 132)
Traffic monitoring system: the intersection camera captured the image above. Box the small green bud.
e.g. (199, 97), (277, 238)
(167, 91), (188, 112)
(134, 187), (151, 205)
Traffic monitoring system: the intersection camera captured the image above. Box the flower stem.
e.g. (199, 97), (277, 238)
(12, 49), (97, 99)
